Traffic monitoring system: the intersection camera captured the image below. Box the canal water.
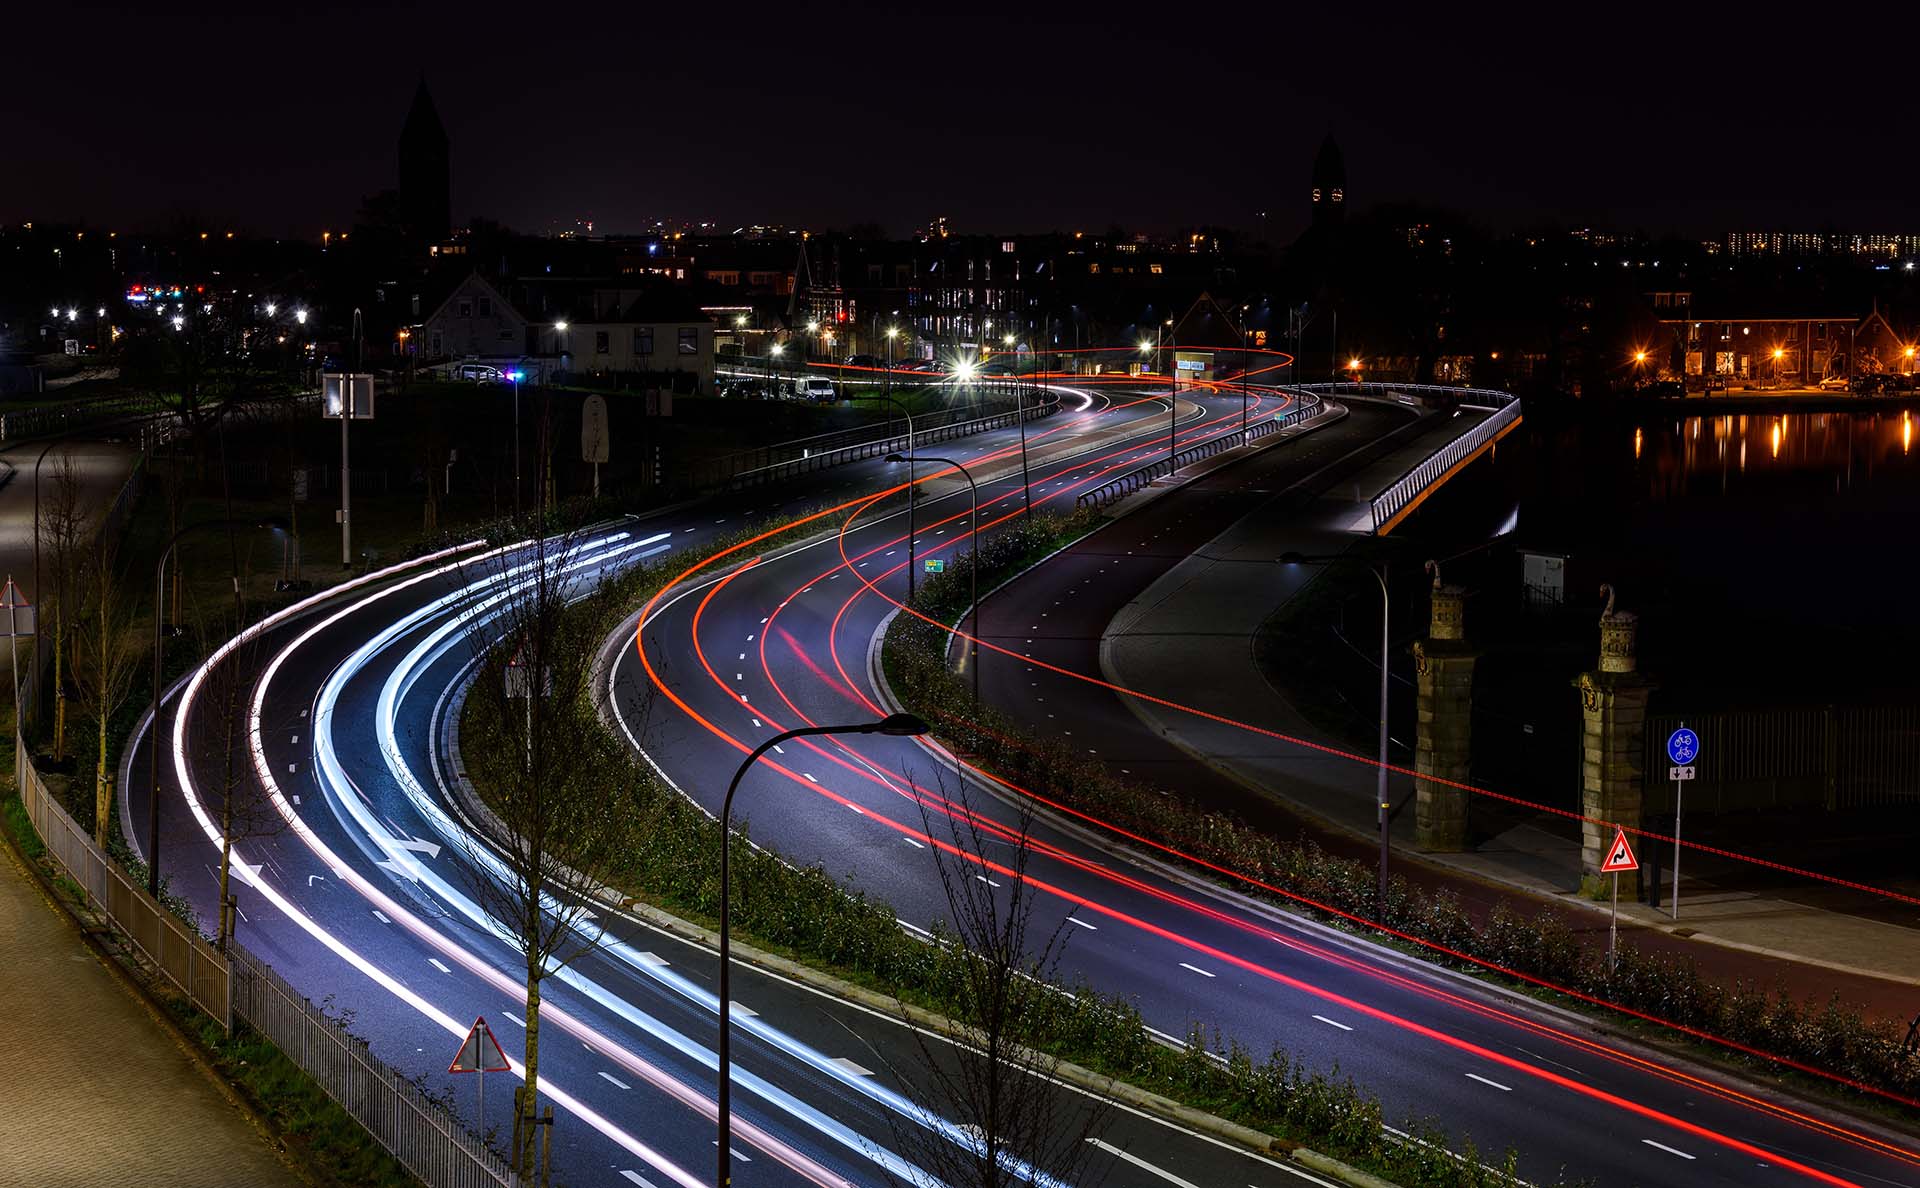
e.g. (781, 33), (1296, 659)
(1408, 404), (1920, 706)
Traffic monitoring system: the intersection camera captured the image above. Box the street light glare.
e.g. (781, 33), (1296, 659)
(294, 308), (307, 324)
(555, 320), (569, 332)
(886, 326), (899, 339)
(265, 302), (276, 316)
(1139, 341), (1152, 353)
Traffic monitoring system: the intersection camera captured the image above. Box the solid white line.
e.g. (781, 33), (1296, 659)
(1065, 917), (1098, 930)
(621, 1172), (661, 1187)
(1086, 1138), (1206, 1188)
(1312, 1015), (1352, 1031)
(1641, 1140), (1695, 1160)
(428, 958), (451, 974)
(372, 910), (392, 924)
(1464, 1073), (1511, 1092)
(1178, 962), (1215, 978)
(599, 1071), (632, 1090)
(903, 837), (926, 849)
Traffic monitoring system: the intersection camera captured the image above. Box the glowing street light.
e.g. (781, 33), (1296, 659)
(170, 316), (184, 330)
(1634, 351), (1648, 364)
(294, 308), (308, 325)
(265, 302), (277, 317)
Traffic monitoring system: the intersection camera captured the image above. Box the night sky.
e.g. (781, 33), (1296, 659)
(9, 3), (1917, 240)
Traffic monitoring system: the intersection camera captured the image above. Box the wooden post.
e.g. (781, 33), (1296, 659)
(540, 1106), (554, 1188)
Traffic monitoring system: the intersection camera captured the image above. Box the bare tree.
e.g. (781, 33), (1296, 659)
(450, 528), (650, 1180)
(887, 777), (1112, 1188)
(69, 528), (141, 847)
(43, 450), (87, 762)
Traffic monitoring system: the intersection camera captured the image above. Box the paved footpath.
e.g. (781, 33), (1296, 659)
(0, 836), (304, 1188)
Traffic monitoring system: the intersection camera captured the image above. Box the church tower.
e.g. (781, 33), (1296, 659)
(399, 78), (451, 244)
(1310, 133), (1346, 229)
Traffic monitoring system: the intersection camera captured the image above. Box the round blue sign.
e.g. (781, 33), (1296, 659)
(1666, 727), (1700, 766)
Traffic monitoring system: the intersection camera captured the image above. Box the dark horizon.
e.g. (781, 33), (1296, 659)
(8, 2), (1919, 241)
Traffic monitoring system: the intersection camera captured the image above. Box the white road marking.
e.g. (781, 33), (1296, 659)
(428, 958), (451, 974)
(501, 1013), (524, 1026)
(1464, 1073), (1511, 1092)
(598, 1071), (631, 1090)
(903, 838), (926, 849)
(291, 734), (298, 744)
(746, 634), (755, 641)
(372, 910), (392, 924)
(804, 772), (817, 782)
(637, 952), (670, 966)
(1642, 1140), (1696, 1160)
(1312, 1015), (1352, 1031)
(710, 1143), (751, 1162)
(1086, 1138), (1207, 1188)
(1065, 917), (1098, 930)
(830, 1057), (875, 1077)
(729, 1001), (757, 1017)
(847, 803), (864, 814)
(751, 718), (762, 727)
(735, 673), (743, 681)
(620, 1172), (661, 1187)
(975, 876), (1001, 887)
(1178, 962), (1216, 978)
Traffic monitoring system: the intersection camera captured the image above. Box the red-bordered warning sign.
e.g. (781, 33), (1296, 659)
(449, 1016), (511, 1074)
(1600, 827), (1639, 874)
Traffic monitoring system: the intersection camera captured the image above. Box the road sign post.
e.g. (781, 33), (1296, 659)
(1600, 825), (1640, 973)
(323, 373), (375, 568)
(1665, 726), (1700, 920)
(3, 577), (36, 742)
(449, 1015), (511, 1134)
(581, 393), (609, 500)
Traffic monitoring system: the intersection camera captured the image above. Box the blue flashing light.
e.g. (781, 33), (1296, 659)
(505, 369), (525, 381)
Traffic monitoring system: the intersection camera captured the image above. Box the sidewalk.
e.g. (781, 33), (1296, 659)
(0, 831), (303, 1187)
(1098, 418), (1920, 1013)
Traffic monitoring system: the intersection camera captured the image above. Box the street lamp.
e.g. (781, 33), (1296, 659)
(506, 369), (527, 523)
(884, 326), (899, 427)
(768, 342), (784, 399)
(1278, 551), (1392, 913)
(148, 517), (288, 899)
(716, 712), (929, 1188)
(890, 453), (980, 703)
(857, 397), (918, 599)
(1004, 333), (1031, 519)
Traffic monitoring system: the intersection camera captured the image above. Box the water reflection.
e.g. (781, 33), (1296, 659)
(1634, 410), (1920, 498)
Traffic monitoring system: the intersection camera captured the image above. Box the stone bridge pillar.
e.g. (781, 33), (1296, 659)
(1414, 581), (1477, 852)
(1574, 601), (1655, 899)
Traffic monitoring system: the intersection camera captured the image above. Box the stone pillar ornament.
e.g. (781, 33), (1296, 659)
(1574, 583), (1655, 898)
(1414, 560), (1478, 852)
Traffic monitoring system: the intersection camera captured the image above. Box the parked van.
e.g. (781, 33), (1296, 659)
(796, 376), (836, 402)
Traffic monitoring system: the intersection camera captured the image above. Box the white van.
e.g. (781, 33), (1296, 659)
(796, 376), (836, 402)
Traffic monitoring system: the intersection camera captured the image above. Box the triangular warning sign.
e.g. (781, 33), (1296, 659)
(449, 1016), (512, 1073)
(1600, 827), (1639, 874)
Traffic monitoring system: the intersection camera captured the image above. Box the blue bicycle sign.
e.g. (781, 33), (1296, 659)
(1666, 727), (1700, 767)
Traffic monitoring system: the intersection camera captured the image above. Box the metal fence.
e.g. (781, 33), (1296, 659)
(725, 391), (1061, 490)
(1075, 393), (1324, 511)
(15, 743), (231, 1026)
(229, 944), (518, 1188)
(14, 745), (516, 1187)
(1646, 707), (1920, 814)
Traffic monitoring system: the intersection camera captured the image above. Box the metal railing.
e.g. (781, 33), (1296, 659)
(725, 391), (1060, 490)
(16, 745), (231, 1027)
(230, 944), (518, 1188)
(1289, 381), (1519, 409)
(1075, 393), (1324, 511)
(15, 745), (516, 1187)
(1365, 399), (1521, 533)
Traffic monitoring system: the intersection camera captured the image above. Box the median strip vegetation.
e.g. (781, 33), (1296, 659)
(547, 505), (1567, 1188)
(879, 511), (1920, 1113)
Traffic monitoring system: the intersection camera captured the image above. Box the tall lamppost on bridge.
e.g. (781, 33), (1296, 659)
(1278, 551), (1392, 914)
(890, 452), (980, 704)
(715, 712), (929, 1188)
(1003, 333), (1032, 519)
(1141, 317), (1176, 465)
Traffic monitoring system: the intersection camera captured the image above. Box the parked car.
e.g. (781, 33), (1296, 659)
(453, 361), (505, 383)
(845, 354), (882, 369)
(1817, 374), (1850, 391)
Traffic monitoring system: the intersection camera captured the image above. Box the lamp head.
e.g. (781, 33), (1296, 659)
(870, 712), (930, 737)
(885, 452), (908, 464)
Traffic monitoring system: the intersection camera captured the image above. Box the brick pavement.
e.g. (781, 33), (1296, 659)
(0, 836), (303, 1188)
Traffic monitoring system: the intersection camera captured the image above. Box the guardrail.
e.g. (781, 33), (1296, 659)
(726, 391), (1060, 491)
(1362, 392), (1522, 533)
(15, 747), (517, 1187)
(1075, 393), (1323, 511)
(1288, 381), (1519, 410)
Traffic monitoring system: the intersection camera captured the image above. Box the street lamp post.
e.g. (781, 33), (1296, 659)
(855, 395), (917, 600)
(769, 342), (784, 399)
(890, 453), (980, 703)
(884, 327), (898, 435)
(1278, 552), (1392, 912)
(1004, 333), (1031, 519)
(716, 712), (928, 1188)
(148, 517), (285, 898)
